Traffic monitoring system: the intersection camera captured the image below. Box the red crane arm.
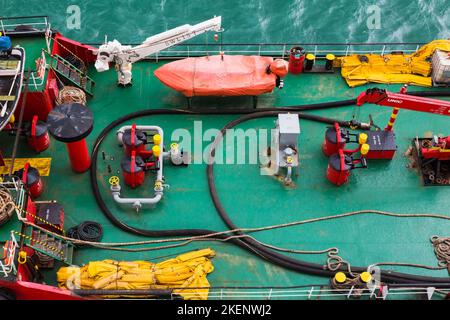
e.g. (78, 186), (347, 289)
(356, 88), (450, 116)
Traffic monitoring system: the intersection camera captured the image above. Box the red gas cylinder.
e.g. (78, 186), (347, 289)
(322, 123), (350, 157)
(288, 46), (305, 74)
(27, 116), (50, 153)
(121, 153), (145, 188)
(326, 150), (353, 186)
(122, 124), (147, 157)
(16, 163), (44, 199)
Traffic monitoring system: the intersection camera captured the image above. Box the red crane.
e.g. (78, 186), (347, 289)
(356, 85), (450, 182)
(356, 86), (450, 119)
(354, 85), (450, 160)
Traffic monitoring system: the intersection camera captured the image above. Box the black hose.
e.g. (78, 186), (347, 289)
(205, 111), (450, 286)
(90, 95), (450, 287)
(72, 289), (175, 298)
(90, 102), (354, 237)
(77, 221), (103, 242)
(407, 90), (450, 97)
(68, 221), (103, 243)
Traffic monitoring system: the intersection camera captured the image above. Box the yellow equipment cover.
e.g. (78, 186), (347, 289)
(338, 40), (450, 87)
(57, 248), (215, 300)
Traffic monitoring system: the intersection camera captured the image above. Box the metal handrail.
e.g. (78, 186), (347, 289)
(98, 42), (424, 59)
(0, 231), (19, 277)
(86, 41), (428, 46)
(0, 15), (49, 21)
(0, 15), (50, 34)
(178, 286), (449, 300)
(26, 50), (48, 91)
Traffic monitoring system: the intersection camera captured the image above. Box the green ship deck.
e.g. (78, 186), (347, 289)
(1, 33), (450, 300)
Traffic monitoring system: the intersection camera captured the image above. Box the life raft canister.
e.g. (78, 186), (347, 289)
(288, 46), (305, 74)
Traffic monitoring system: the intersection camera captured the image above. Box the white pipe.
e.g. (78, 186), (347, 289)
(112, 192), (162, 205)
(113, 125), (165, 209)
(112, 185), (162, 209)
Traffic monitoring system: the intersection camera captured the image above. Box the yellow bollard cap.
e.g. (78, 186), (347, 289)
(152, 145), (161, 157)
(326, 53), (336, 61)
(153, 134), (161, 145)
(358, 132), (368, 144)
(360, 143), (370, 155)
(334, 272), (347, 284)
(306, 53), (315, 60)
(360, 271), (372, 283)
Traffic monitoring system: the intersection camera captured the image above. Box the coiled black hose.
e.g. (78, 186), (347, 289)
(68, 221), (103, 243)
(90, 93), (450, 287)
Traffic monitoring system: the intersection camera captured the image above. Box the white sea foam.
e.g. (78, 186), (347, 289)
(345, 0), (365, 43)
(436, 7), (450, 39)
(1, 0), (448, 43)
(289, 0), (306, 28)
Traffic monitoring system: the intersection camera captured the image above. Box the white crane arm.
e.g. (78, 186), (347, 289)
(121, 16), (222, 63)
(94, 16), (222, 85)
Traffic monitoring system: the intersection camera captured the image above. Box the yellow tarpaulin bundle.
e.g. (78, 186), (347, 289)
(57, 248), (215, 300)
(338, 40), (450, 87)
(0, 158), (52, 176)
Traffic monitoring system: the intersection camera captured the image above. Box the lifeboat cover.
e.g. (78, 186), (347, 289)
(154, 55), (279, 97)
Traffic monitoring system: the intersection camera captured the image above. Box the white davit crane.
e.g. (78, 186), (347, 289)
(94, 16), (222, 86)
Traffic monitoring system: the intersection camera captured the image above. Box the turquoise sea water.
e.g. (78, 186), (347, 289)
(1, 0), (449, 44)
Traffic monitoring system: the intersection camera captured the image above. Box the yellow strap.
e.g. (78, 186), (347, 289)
(0, 95), (16, 101)
(0, 60), (19, 69)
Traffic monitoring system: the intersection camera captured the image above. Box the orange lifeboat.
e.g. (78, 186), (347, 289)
(154, 55), (288, 97)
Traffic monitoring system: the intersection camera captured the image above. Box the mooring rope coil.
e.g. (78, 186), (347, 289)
(431, 236), (450, 272)
(0, 188), (15, 226)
